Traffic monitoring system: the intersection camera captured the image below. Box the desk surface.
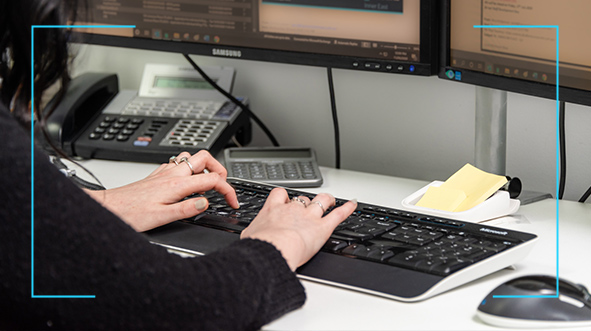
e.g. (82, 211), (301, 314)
(78, 159), (591, 330)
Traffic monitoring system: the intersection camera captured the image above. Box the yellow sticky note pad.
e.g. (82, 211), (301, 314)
(416, 163), (508, 212)
(415, 186), (466, 212)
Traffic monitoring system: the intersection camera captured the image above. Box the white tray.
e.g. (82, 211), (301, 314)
(401, 181), (520, 223)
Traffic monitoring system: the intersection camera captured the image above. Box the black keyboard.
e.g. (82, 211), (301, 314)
(173, 178), (539, 301)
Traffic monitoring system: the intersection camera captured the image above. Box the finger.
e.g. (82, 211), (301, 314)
(175, 151), (192, 164)
(290, 195), (310, 207)
(167, 197), (210, 224)
(153, 151), (193, 176)
(308, 193), (335, 215)
(322, 199), (358, 228)
(170, 152), (192, 166)
(165, 151), (199, 176)
(181, 172), (239, 209)
(188, 150), (228, 178)
(265, 187), (290, 205)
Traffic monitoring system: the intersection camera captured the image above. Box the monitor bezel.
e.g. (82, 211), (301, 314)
(438, 0), (591, 107)
(74, 0), (439, 77)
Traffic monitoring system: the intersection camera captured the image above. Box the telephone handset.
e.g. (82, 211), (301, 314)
(43, 72), (119, 155)
(41, 64), (251, 163)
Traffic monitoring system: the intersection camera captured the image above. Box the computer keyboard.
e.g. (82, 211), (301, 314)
(167, 178), (538, 302)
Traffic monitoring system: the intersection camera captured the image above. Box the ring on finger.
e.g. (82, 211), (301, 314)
(180, 157), (194, 174)
(309, 201), (325, 213)
(291, 196), (307, 206)
(169, 155), (179, 165)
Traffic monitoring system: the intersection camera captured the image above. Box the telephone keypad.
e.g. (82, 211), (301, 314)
(87, 116), (169, 146)
(90, 116), (138, 142)
(160, 119), (225, 148)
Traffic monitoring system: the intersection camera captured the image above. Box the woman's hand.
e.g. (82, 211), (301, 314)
(85, 150), (239, 232)
(240, 188), (357, 271)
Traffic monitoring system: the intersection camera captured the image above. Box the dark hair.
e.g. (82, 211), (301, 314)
(1, 0), (104, 190)
(0, 0), (80, 127)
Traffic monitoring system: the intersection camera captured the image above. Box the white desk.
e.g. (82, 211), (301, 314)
(78, 159), (591, 330)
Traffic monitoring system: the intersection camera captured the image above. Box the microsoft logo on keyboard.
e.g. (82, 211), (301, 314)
(479, 228), (509, 236)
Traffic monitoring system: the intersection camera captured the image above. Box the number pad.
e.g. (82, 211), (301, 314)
(160, 120), (222, 147)
(230, 161), (318, 181)
(88, 116), (145, 142)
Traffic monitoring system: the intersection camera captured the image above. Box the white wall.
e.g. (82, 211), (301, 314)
(72, 45), (591, 203)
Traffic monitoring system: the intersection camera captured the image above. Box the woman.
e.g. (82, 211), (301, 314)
(0, 1), (356, 329)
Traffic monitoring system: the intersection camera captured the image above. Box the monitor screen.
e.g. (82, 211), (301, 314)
(74, 0), (438, 76)
(439, 0), (591, 106)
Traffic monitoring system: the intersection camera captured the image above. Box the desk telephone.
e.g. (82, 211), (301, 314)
(42, 64), (251, 163)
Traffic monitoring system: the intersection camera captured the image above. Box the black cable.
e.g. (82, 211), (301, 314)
(557, 102), (589, 204)
(579, 186), (591, 203)
(49, 155), (106, 190)
(71, 175), (107, 191)
(327, 67), (341, 169)
(182, 54), (280, 147)
(558, 101), (566, 199)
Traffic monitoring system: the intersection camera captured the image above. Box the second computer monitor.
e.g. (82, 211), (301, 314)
(440, 0), (591, 106)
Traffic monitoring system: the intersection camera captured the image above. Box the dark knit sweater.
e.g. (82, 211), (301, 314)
(0, 103), (305, 330)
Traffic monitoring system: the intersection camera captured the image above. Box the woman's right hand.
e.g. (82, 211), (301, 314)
(240, 188), (357, 271)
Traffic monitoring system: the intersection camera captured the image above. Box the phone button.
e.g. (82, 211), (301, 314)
(133, 140), (150, 147)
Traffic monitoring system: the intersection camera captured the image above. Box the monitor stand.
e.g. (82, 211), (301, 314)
(474, 87), (552, 205)
(474, 86), (507, 176)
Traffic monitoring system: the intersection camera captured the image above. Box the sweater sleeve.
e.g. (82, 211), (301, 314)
(0, 104), (305, 330)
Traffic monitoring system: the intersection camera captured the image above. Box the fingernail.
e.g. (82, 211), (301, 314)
(195, 198), (208, 211)
(350, 199), (358, 205)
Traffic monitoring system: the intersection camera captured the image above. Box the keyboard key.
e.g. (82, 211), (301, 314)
(323, 239), (348, 252)
(342, 244), (372, 258)
(334, 229), (376, 241)
(366, 247), (395, 262)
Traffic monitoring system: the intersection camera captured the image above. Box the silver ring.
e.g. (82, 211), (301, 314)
(291, 197), (307, 206)
(310, 201), (325, 213)
(180, 157), (194, 174)
(169, 155), (179, 165)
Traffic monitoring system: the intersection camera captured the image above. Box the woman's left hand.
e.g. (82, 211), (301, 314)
(85, 150), (239, 232)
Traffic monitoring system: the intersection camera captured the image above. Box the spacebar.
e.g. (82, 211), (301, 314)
(190, 214), (248, 233)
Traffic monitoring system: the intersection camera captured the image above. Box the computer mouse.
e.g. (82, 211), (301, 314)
(476, 275), (591, 328)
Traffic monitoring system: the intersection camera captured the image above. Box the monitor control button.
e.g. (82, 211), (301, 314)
(364, 62), (381, 70)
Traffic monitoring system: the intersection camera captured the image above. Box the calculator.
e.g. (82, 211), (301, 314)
(224, 147), (323, 187)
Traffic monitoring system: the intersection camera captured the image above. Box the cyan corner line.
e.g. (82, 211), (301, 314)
(473, 24), (560, 299)
(30, 24), (135, 299)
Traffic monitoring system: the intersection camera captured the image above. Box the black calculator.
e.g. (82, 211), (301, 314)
(224, 147), (323, 188)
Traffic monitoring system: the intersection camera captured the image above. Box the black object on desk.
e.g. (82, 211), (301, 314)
(477, 274), (591, 328)
(146, 178), (538, 302)
(41, 71), (252, 163)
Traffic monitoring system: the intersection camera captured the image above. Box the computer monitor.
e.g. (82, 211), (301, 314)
(74, 0), (439, 76)
(439, 0), (591, 106)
